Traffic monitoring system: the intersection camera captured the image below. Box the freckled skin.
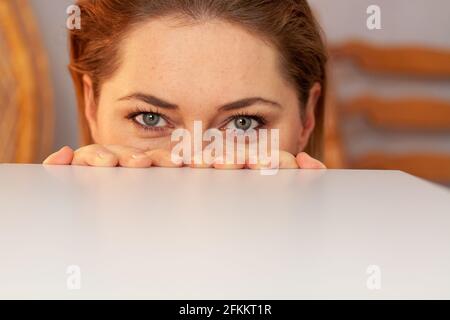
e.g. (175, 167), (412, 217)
(44, 16), (325, 169)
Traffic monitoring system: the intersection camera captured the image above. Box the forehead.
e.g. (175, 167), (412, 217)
(109, 16), (293, 105)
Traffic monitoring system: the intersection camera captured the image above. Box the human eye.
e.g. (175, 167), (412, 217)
(134, 112), (168, 127)
(126, 109), (172, 131)
(222, 114), (266, 131)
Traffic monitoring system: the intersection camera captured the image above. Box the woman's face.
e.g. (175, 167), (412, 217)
(83, 16), (319, 155)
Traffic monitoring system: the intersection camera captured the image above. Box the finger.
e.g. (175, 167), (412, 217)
(278, 151), (299, 169)
(71, 145), (119, 167)
(213, 158), (245, 170)
(245, 148), (272, 170)
(189, 152), (215, 168)
(145, 149), (182, 167)
(212, 146), (246, 170)
(103, 145), (152, 168)
(296, 152), (327, 169)
(43, 146), (74, 165)
(245, 147), (298, 170)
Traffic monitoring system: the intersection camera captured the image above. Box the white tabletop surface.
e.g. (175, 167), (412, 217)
(0, 164), (449, 299)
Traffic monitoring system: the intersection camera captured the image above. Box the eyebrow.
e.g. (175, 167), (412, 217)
(118, 93), (179, 110)
(218, 97), (282, 111)
(118, 93), (282, 111)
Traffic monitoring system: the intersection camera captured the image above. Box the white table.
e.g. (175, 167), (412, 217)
(0, 164), (449, 299)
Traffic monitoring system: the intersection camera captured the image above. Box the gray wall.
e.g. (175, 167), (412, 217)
(30, 0), (78, 150)
(30, 0), (450, 155)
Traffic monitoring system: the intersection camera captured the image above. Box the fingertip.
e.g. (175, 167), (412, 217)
(296, 152), (326, 169)
(43, 146), (74, 165)
(121, 153), (153, 168)
(60, 145), (74, 153)
(93, 151), (119, 167)
(295, 152), (308, 164)
(213, 162), (245, 170)
(145, 149), (182, 168)
(278, 151), (299, 169)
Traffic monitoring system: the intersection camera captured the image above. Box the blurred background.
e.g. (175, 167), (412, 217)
(1, 0), (449, 186)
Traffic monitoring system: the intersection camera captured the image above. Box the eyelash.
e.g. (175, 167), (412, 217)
(220, 111), (267, 130)
(126, 107), (267, 132)
(126, 107), (171, 132)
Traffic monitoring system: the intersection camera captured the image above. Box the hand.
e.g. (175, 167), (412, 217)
(43, 146), (326, 169)
(43, 145), (181, 168)
(201, 150), (326, 169)
(295, 152), (327, 169)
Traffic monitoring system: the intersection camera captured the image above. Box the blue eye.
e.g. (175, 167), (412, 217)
(134, 112), (168, 127)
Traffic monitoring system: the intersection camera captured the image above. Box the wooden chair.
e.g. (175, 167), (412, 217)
(325, 40), (450, 183)
(0, 0), (54, 163)
(323, 74), (347, 169)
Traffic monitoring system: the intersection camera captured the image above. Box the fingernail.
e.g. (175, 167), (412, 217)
(131, 153), (148, 160)
(97, 151), (108, 159)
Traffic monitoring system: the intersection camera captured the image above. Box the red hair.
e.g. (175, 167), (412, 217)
(69, 0), (327, 158)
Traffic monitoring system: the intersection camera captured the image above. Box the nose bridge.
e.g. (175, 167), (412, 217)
(183, 117), (211, 152)
(179, 112), (229, 155)
(184, 117), (206, 134)
(176, 86), (220, 132)
(182, 108), (214, 134)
